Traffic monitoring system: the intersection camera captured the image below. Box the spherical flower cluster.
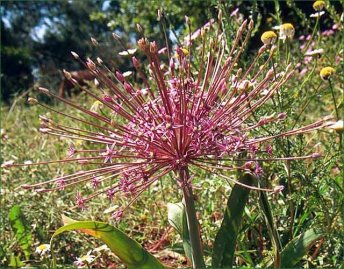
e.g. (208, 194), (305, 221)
(320, 66), (335, 80)
(3, 19), (331, 219)
(261, 31), (277, 45)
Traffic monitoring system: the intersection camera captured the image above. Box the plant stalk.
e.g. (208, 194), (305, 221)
(179, 167), (206, 268)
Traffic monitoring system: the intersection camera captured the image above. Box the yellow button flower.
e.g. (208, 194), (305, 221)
(280, 23), (295, 40)
(261, 31), (277, 45)
(313, 1), (326, 11)
(320, 67), (335, 80)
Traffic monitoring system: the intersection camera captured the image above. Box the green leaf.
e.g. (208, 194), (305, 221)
(50, 220), (165, 269)
(212, 173), (257, 268)
(8, 205), (32, 260)
(259, 191), (281, 268)
(167, 202), (192, 263)
(9, 253), (25, 268)
(280, 228), (323, 268)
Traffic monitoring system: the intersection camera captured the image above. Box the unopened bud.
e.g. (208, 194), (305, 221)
(218, 9), (223, 20)
(96, 57), (103, 65)
(112, 32), (120, 40)
(150, 41), (158, 54)
(71, 51), (79, 59)
(28, 97), (38, 105)
(1, 160), (14, 168)
(185, 16), (190, 24)
(136, 23), (144, 33)
(248, 20), (254, 30)
(63, 69), (72, 80)
(277, 112), (287, 120)
(39, 128), (51, 133)
(201, 28), (206, 38)
(86, 58), (96, 71)
(91, 37), (98, 46)
(266, 69), (274, 79)
(138, 38), (148, 51)
(258, 45), (266, 55)
(124, 82), (133, 93)
(169, 58), (175, 70)
(311, 152), (322, 158)
(132, 56), (140, 68)
(38, 87), (51, 96)
(273, 185), (284, 193)
(116, 71), (125, 83)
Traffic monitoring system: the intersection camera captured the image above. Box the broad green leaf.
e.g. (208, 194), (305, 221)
(50, 220), (165, 269)
(212, 173), (257, 268)
(8, 205), (32, 260)
(280, 228), (323, 268)
(167, 202), (192, 263)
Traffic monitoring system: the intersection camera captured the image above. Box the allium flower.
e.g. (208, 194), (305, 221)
(313, 1), (326, 11)
(320, 66), (335, 80)
(35, 244), (50, 256)
(260, 31), (277, 45)
(5, 20), (331, 219)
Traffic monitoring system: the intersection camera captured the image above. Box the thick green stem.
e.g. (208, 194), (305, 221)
(179, 167), (206, 268)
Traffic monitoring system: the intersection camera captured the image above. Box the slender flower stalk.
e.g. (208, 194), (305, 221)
(2, 19), (333, 267)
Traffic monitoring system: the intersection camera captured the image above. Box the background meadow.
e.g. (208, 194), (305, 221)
(1, 1), (343, 268)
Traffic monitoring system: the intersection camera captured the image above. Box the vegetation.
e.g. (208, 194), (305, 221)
(1, 1), (343, 268)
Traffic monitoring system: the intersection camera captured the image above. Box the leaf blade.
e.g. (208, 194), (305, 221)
(50, 220), (165, 269)
(212, 173), (256, 268)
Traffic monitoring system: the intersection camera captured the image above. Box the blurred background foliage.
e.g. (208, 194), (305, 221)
(1, 0), (342, 103)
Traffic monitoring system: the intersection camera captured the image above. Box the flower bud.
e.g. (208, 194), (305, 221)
(150, 41), (158, 54)
(28, 97), (38, 105)
(132, 56), (140, 68)
(116, 71), (125, 83)
(63, 69), (72, 80)
(91, 37), (98, 46)
(38, 87), (51, 96)
(71, 51), (79, 59)
(96, 57), (103, 65)
(86, 58), (96, 71)
(112, 32), (120, 40)
(273, 185), (284, 193)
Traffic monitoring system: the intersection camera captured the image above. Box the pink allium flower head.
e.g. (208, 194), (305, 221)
(5, 19), (331, 216)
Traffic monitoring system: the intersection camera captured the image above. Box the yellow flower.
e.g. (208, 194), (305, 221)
(280, 23), (295, 40)
(261, 31), (277, 45)
(320, 66), (335, 80)
(313, 1), (326, 11)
